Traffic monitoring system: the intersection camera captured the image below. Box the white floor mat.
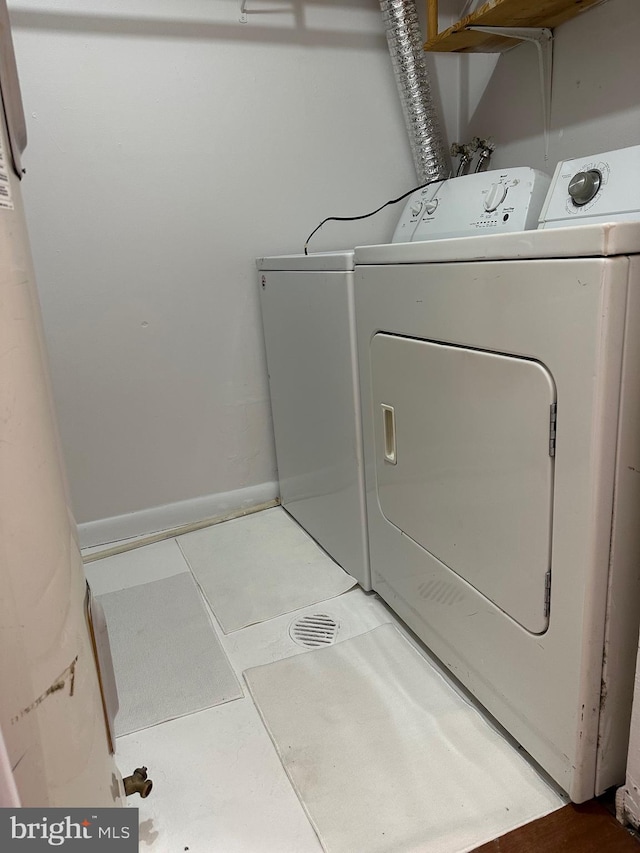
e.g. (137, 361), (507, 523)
(100, 573), (243, 736)
(244, 623), (565, 853)
(178, 507), (356, 633)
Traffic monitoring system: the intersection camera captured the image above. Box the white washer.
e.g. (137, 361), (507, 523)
(258, 250), (371, 589)
(258, 168), (549, 591)
(354, 145), (640, 802)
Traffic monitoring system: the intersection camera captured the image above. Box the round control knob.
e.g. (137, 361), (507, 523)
(568, 169), (601, 206)
(483, 182), (507, 212)
(425, 199), (438, 215)
(410, 201), (424, 217)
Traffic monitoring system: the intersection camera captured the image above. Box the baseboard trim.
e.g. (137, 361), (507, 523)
(78, 481), (279, 551)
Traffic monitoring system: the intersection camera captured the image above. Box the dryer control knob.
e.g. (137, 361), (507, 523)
(568, 169), (602, 206)
(483, 182), (507, 212)
(410, 201), (424, 217)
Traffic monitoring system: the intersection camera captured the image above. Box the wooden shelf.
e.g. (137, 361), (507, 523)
(424, 0), (604, 53)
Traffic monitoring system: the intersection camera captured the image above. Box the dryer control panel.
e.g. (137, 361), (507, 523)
(538, 144), (640, 229)
(392, 167), (550, 244)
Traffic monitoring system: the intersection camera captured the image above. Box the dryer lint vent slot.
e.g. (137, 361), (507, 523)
(549, 402), (557, 457)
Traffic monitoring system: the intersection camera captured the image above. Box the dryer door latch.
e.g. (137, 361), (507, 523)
(381, 404), (397, 465)
(549, 402), (557, 457)
(544, 570), (552, 618)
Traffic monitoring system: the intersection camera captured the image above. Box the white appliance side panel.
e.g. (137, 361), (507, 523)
(371, 335), (554, 634)
(356, 256), (629, 801)
(260, 270), (369, 588)
(597, 256), (640, 793)
(617, 641), (640, 829)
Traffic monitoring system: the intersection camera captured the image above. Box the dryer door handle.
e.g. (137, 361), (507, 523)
(381, 404), (397, 465)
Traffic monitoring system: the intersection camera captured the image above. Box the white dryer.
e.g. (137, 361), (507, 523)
(354, 145), (640, 802)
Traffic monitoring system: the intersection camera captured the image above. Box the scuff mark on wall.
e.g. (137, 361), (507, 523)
(10, 656), (78, 724)
(11, 749), (29, 772)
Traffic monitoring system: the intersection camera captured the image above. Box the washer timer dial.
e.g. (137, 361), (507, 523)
(483, 182), (508, 212)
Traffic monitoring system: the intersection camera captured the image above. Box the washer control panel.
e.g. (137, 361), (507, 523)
(392, 167), (551, 244)
(538, 144), (640, 229)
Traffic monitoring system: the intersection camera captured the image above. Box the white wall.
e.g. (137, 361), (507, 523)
(8, 0), (457, 536)
(10, 0), (634, 538)
(459, 0), (640, 173)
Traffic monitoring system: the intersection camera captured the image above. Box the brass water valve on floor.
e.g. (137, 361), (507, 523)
(124, 766), (153, 798)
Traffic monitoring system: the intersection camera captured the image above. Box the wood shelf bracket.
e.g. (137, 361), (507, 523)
(467, 26), (554, 160)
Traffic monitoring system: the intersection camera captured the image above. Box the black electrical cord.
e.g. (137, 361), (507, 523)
(303, 177), (444, 255)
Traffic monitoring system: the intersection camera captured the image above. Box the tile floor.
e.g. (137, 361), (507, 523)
(84, 514), (565, 852)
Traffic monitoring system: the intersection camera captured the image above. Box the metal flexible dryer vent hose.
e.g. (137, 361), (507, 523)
(380, 0), (449, 183)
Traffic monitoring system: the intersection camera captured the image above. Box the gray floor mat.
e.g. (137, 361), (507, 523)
(100, 572), (242, 736)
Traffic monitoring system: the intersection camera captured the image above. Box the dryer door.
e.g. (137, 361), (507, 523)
(371, 334), (555, 634)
